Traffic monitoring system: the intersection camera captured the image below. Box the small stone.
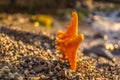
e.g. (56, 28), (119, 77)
(28, 76), (40, 80)
(94, 33), (103, 39)
(33, 65), (44, 73)
(0, 63), (4, 68)
(24, 69), (29, 76)
(2, 66), (10, 73)
(14, 72), (20, 77)
(43, 42), (50, 49)
(9, 73), (15, 79)
(96, 78), (102, 80)
(40, 74), (46, 79)
(46, 49), (51, 53)
(29, 70), (36, 74)
(17, 76), (24, 80)
(61, 70), (67, 77)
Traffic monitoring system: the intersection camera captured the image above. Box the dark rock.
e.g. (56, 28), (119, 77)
(94, 33), (103, 39)
(83, 47), (114, 62)
(33, 65), (45, 73)
(29, 70), (36, 74)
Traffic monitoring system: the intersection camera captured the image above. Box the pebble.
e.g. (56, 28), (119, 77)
(40, 74), (46, 79)
(17, 76), (24, 80)
(24, 69), (29, 76)
(1, 66), (10, 73)
(61, 70), (68, 77)
(43, 42), (50, 49)
(33, 65), (45, 73)
(29, 70), (36, 74)
(9, 73), (15, 79)
(28, 76), (40, 80)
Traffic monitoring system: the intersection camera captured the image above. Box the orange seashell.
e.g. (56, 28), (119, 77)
(55, 12), (84, 71)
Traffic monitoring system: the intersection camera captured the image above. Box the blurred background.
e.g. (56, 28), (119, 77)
(0, 0), (119, 13)
(0, 0), (119, 29)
